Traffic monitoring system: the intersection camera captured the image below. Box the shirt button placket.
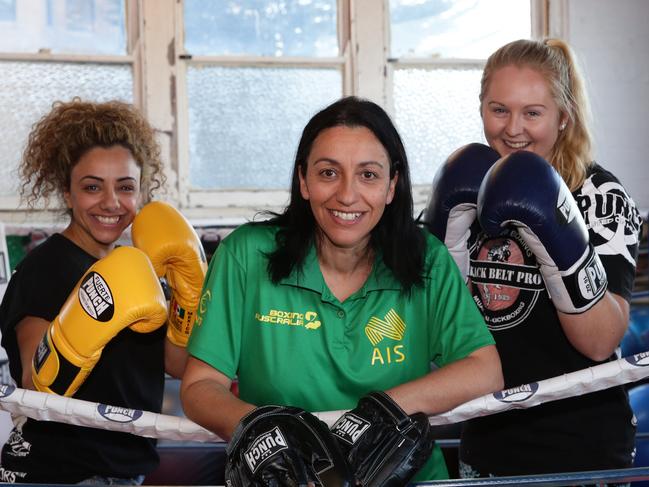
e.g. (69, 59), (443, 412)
(332, 308), (347, 349)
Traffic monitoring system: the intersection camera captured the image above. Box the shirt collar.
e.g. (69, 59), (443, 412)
(279, 241), (402, 296)
(279, 243), (325, 292)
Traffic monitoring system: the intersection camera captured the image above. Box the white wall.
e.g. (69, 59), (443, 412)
(562, 0), (649, 213)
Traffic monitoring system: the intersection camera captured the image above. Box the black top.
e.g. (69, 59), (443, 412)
(460, 163), (643, 476)
(0, 234), (166, 483)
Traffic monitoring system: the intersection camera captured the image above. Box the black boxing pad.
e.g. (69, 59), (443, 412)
(331, 392), (434, 486)
(226, 405), (355, 487)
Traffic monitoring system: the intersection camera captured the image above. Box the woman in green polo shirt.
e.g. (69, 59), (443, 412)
(181, 96), (503, 484)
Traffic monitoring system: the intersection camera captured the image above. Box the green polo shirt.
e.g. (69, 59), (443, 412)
(188, 222), (494, 480)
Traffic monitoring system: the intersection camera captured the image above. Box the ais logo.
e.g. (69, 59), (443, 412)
(97, 404), (143, 423)
(494, 382), (539, 403)
(365, 309), (405, 346)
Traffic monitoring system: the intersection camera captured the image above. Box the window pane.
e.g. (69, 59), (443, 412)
(184, 0), (338, 57)
(0, 0), (16, 21)
(390, 0), (530, 58)
(394, 67), (484, 185)
(187, 66), (341, 189)
(0, 61), (132, 197)
(0, 0), (126, 55)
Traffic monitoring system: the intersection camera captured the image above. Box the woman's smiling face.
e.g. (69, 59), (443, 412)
(482, 65), (567, 160)
(299, 125), (397, 253)
(63, 145), (141, 257)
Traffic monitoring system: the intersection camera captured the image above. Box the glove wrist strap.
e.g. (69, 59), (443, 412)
(542, 245), (608, 314)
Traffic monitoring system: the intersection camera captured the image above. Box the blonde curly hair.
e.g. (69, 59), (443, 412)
(480, 38), (592, 191)
(20, 98), (165, 209)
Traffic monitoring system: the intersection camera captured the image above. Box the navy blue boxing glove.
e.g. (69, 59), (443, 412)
(423, 143), (501, 280)
(477, 151), (607, 314)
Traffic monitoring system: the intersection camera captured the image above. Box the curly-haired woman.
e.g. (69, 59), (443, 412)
(0, 99), (184, 484)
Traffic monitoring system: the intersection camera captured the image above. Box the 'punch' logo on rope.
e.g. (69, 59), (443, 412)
(494, 382), (539, 403)
(97, 404), (143, 423)
(79, 272), (114, 322)
(626, 352), (649, 367)
(0, 384), (16, 398)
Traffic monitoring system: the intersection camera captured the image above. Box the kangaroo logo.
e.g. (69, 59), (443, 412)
(195, 289), (212, 327)
(304, 311), (321, 330)
(365, 309), (405, 346)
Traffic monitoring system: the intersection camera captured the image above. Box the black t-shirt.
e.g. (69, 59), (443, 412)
(460, 163), (643, 476)
(0, 234), (166, 483)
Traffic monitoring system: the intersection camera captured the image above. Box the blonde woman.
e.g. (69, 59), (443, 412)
(458, 39), (642, 481)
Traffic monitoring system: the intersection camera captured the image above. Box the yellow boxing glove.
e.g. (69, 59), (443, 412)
(131, 201), (207, 346)
(32, 246), (168, 396)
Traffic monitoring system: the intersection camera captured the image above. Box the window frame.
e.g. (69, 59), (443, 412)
(172, 0), (351, 219)
(383, 0), (548, 213)
(0, 0), (141, 215)
(0, 0), (548, 224)
(172, 0), (547, 221)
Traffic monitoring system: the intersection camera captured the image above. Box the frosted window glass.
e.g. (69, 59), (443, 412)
(394, 67), (485, 185)
(0, 0), (15, 21)
(0, 61), (132, 197)
(184, 0), (338, 57)
(0, 0), (125, 54)
(390, 0), (530, 59)
(187, 66), (341, 189)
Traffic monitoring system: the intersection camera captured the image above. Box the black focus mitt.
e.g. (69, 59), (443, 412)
(226, 405), (355, 487)
(330, 391), (434, 486)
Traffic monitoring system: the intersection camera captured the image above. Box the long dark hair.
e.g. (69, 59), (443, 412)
(263, 96), (426, 293)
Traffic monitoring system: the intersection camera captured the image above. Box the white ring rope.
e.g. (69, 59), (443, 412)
(1, 351), (648, 442)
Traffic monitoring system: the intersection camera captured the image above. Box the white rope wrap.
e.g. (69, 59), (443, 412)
(1, 351), (648, 442)
(315, 351), (649, 425)
(0, 383), (221, 442)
